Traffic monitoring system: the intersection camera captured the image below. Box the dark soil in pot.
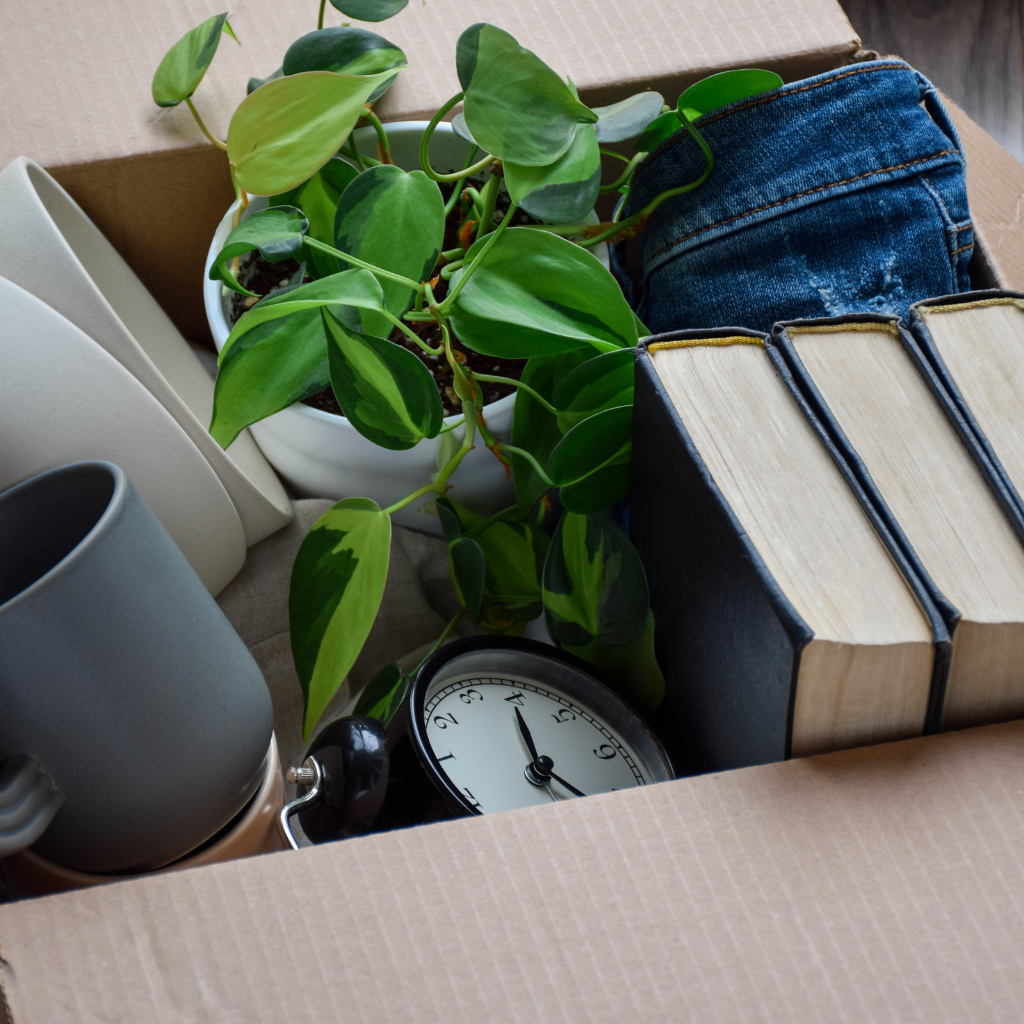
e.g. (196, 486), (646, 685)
(228, 177), (539, 418)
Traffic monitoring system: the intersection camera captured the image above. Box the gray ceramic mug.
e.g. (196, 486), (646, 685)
(0, 461), (273, 873)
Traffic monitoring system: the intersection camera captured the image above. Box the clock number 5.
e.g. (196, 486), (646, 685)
(459, 689), (483, 704)
(594, 744), (617, 760)
(434, 712), (459, 729)
(551, 708), (576, 724)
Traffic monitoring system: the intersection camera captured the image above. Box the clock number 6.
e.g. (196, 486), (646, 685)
(433, 712), (458, 729)
(593, 744), (617, 760)
(459, 689), (482, 704)
(551, 708), (576, 724)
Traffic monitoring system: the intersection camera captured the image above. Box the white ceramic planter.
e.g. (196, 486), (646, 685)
(0, 157), (293, 551)
(205, 122), (608, 532)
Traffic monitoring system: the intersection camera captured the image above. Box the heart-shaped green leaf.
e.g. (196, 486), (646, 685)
(323, 306), (442, 449)
(353, 661), (409, 727)
(543, 511), (649, 648)
(329, 0), (408, 22)
(554, 347), (635, 432)
(449, 535), (486, 623)
(271, 157), (359, 277)
(152, 13), (238, 107)
(563, 610), (664, 711)
(510, 350), (593, 517)
(219, 269), (385, 364)
(334, 165), (444, 337)
(435, 497), (464, 544)
(559, 451), (631, 514)
(284, 27), (407, 79)
(677, 68), (783, 116)
(504, 123), (600, 224)
(592, 91), (665, 143)
(635, 110), (683, 153)
(448, 228), (637, 358)
(228, 69), (398, 195)
(451, 111), (477, 145)
(211, 307), (329, 449)
(456, 24), (597, 166)
(248, 66), (284, 94)
(549, 405), (632, 487)
(446, 500), (549, 628)
(291, 497), (392, 740)
(209, 207), (309, 295)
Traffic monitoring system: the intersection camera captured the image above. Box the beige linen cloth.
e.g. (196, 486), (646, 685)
(215, 500), (479, 797)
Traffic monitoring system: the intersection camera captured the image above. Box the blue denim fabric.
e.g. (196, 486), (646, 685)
(613, 61), (974, 334)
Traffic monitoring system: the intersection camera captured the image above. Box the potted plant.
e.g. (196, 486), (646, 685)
(153, 8), (781, 738)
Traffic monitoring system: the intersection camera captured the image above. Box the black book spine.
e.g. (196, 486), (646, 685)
(764, 320), (954, 734)
(631, 328), (812, 774)
(908, 289), (1024, 530)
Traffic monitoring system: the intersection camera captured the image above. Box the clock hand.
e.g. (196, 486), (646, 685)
(515, 709), (587, 798)
(514, 707), (540, 762)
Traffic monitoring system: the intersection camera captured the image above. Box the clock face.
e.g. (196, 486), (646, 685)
(417, 648), (672, 815)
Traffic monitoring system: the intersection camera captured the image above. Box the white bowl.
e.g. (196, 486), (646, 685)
(204, 122), (608, 533)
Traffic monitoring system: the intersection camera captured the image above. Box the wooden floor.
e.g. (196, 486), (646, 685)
(839, 0), (1024, 162)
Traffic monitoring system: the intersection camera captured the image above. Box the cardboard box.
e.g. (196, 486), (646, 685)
(5, 1), (1024, 1020)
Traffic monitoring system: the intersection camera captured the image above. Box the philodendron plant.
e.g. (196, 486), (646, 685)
(154, 8), (783, 740)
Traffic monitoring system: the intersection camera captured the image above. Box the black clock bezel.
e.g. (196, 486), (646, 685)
(408, 635), (675, 818)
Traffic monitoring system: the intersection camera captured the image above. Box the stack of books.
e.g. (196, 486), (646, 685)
(633, 290), (1024, 772)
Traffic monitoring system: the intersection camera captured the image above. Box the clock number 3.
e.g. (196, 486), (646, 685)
(459, 689), (483, 704)
(433, 712), (459, 729)
(551, 708), (576, 724)
(594, 744), (617, 760)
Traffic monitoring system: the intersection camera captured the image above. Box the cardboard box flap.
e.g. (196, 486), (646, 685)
(4, 718), (1024, 1023)
(0, 0), (861, 170)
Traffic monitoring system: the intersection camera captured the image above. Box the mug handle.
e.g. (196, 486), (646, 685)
(0, 756), (66, 856)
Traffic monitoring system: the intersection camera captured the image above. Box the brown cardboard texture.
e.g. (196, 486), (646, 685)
(4, 719), (1024, 1022)
(0, 0), (861, 345)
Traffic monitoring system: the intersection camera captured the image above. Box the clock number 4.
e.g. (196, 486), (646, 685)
(551, 708), (576, 724)
(504, 692), (525, 706)
(594, 744), (617, 760)
(462, 787), (482, 811)
(433, 712), (459, 729)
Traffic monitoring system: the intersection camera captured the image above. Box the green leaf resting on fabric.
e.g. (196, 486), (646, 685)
(456, 23), (597, 166)
(322, 306), (443, 449)
(290, 497), (392, 740)
(677, 68), (783, 117)
(592, 91), (665, 143)
(152, 13), (238, 107)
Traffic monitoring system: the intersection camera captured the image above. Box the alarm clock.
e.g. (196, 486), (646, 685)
(279, 637), (674, 847)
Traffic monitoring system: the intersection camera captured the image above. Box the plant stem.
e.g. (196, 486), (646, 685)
(381, 310), (443, 353)
(420, 93), (494, 183)
(472, 374), (558, 413)
(304, 238), (425, 291)
(444, 147), (479, 217)
(438, 202), (517, 313)
(412, 606), (467, 676)
(438, 415), (466, 433)
(475, 171), (501, 242)
(599, 147), (631, 163)
(343, 135), (367, 172)
(462, 186), (484, 219)
(318, 0), (327, 28)
(185, 98), (227, 151)
(441, 246), (465, 261)
(462, 504), (517, 541)
(440, 259), (464, 280)
(499, 444), (555, 485)
(600, 151), (645, 193)
(362, 108), (393, 164)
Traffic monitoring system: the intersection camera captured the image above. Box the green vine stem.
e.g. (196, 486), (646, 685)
(303, 238), (426, 291)
(440, 259), (464, 280)
(599, 151), (645, 193)
(462, 503), (517, 540)
(381, 310), (443, 353)
(472, 373), (558, 413)
(599, 147), (631, 164)
(474, 171), (501, 242)
(185, 98), (227, 151)
(420, 93), (494, 182)
(438, 415), (466, 434)
(412, 606), (467, 676)
(444, 147), (479, 217)
(497, 443), (554, 485)
(362, 107), (393, 164)
(318, 0), (327, 28)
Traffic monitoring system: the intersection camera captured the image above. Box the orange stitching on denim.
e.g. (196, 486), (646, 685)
(951, 242), (975, 255)
(649, 149), (958, 259)
(644, 61), (910, 165)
